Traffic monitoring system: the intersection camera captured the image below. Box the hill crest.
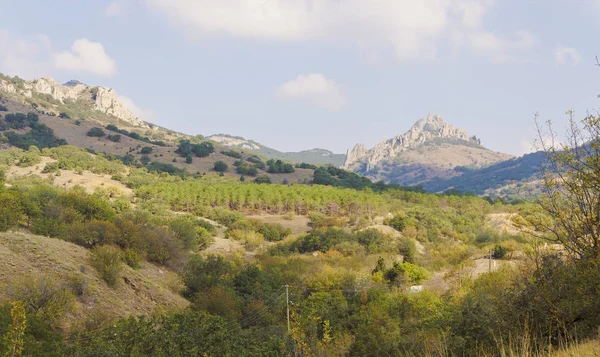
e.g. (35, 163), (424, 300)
(0, 74), (145, 127)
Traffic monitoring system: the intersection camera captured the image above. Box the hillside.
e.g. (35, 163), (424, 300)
(208, 134), (346, 166)
(423, 151), (546, 197)
(345, 114), (512, 186)
(0, 231), (188, 332)
(0, 95), (314, 184)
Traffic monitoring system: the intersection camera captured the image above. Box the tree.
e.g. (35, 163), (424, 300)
(86, 128), (105, 137)
(185, 154), (192, 164)
(254, 175), (271, 184)
(534, 112), (600, 259)
(213, 161), (228, 172)
(2, 301), (26, 357)
(140, 154), (151, 165)
(107, 134), (121, 142)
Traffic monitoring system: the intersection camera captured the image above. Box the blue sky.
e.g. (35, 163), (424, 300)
(1, 0), (599, 156)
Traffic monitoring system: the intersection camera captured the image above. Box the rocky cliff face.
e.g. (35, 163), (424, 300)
(0, 76), (145, 127)
(345, 114), (481, 171)
(344, 114), (511, 186)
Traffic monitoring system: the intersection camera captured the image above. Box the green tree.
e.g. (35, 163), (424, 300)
(86, 128), (106, 137)
(213, 161), (228, 172)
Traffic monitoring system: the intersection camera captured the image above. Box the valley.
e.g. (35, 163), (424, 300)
(0, 56), (598, 356)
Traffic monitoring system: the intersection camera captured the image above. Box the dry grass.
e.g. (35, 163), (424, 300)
(246, 214), (311, 235)
(0, 231), (188, 332)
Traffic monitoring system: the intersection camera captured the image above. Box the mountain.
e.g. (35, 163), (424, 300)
(344, 114), (512, 186)
(423, 151), (546, 198)
(0, 74), (145, 127)
(208, 134), (345, 166)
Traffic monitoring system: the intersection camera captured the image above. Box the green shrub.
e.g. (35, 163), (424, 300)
(90, 245), (123, 287)
(385, 215), (407, 232)
(140, 146), (153, 154)
(400, 238), (417, 264)
(87, 128), (106, 137)
(254, 175), (271, 184)
(213, 161), (228, 172)
(122, 248), (142, 269)
(42, 162), (59, 173)
(492, 244), (508, 259)
(220, 150), (242, 159)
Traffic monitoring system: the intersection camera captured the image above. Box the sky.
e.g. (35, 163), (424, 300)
(1, 0), (599, 156)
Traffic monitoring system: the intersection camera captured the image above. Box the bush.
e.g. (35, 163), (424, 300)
(9, 274), (75, 323)
(213, 161), (228, 172)
(140, 146), (153, 154)
(400, 238), (417, 264)
(122, 248), (142, 269)
(220, 151), (242, 159)
(140, 154), (151, 165)
(42, 162), (59, 173)
(59, 112), (71, 119)
(266, 159), (295, 173)
(385, 215), (407, 232)
(254, 175), (271, 184)
(107, 134), (121, 142)
(185, 154), (193, 164)
(258, 225), (281, 242)
(90, 245), (123, 287)
(87, 128), (106, 137)
(0, 104), (7, 111)
(492, 244), (508, 259)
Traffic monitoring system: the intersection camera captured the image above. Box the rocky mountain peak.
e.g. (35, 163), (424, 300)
(344, 114), (484, 171)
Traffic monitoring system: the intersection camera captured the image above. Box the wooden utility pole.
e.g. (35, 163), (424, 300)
(285, 284), (290, 332)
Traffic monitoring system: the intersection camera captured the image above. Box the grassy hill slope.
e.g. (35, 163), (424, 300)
(0, 231), (188, 332)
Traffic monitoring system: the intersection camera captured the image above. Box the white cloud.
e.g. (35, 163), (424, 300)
(54, 39), (117, 77)
(118, 95), (157, 123)
(467, 30), (536, 63)
(276, 73), (346, 111)
(554, 47), (581, 65)
(0, 31), (53, 79)
(143, 0), (536, 62)
(0, 32), (118, 79)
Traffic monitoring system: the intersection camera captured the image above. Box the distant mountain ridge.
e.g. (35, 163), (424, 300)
(344, 114), (512, 186)
(208, 134), (345, 166)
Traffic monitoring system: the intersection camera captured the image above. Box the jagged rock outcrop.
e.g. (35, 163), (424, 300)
(0, 75), (145, 127)
(344, 114), (511, 186)
(208, 135), (262, 151)
(0, 79), (16, 94)
(29, 77), (87, 102)
(345, 114), (481, 171)
(93, 87), (142, 125)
